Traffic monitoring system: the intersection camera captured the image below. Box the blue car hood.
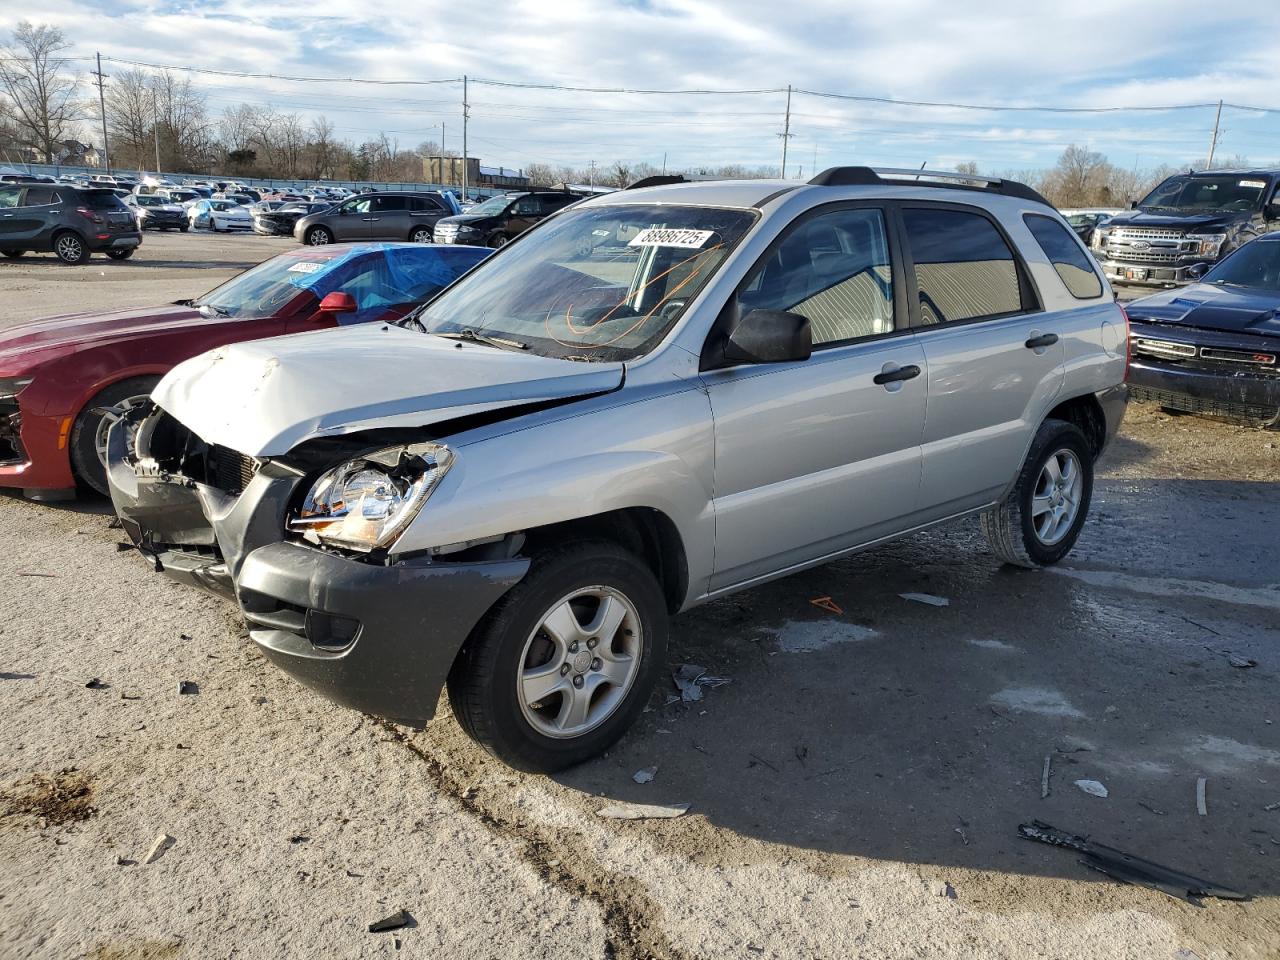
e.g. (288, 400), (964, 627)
(1126, 283), (1280, 338)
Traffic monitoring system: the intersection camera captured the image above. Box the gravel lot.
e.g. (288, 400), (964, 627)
(2, 232), (1279, 959)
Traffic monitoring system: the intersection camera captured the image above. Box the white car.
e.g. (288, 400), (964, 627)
(188, 199), (253, 232)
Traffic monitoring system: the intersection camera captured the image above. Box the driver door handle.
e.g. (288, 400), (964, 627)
(1025, 333), (1059, 349)
(872, 364), (921, 385)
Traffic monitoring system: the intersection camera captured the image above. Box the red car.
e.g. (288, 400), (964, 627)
(0, 241), (489, 499)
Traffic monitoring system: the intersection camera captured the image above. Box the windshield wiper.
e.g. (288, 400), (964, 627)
(392, 312), (428, 333)
(434, 328), (528, 351)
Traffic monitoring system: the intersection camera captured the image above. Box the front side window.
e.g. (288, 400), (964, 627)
(413, 203), (757, 360)
(739, 208), (894, 345)
(513, 196), (540, 216)
(902, 208), (1024, 324)
(1023, 214), (1103, 299)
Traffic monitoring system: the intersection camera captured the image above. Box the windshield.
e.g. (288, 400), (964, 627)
(1202, 240), (1280, 291)
(415, 203), (757, 361)
(1141, 175), (1269, 213)
(136, 195), (163, 207)
(468, 195), (513, 216)
(211, 200), (237, 211)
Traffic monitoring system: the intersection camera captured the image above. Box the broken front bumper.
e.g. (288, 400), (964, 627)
(105, 415), (529, 726)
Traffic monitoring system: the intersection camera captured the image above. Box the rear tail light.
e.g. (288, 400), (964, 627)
(76, 206), (104, 225)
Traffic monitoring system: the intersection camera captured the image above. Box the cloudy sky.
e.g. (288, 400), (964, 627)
(4, 0), (1280, 175)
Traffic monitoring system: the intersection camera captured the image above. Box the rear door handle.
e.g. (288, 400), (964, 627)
(1025, 333), (1059, 349)
(872, 364), (921, 385)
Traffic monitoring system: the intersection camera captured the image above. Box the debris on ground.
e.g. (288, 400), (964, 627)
(1074, 779), (1108, 798)
(115, 856), (136, 866)
(368, 909), (412, 933)
(596, 801), (690, 820)
(1018, 820), (1247, 903)
(143, 834), (175, 864)
(114, 542), (132, 553)
(899, 592), (949, 607)
(289, 834), (310, 844)
(671, 664), (730, 703)
(954, 826), (969, 846)
(178, 681), (199, 695)
(930, 880), (957, 899)
(1138, 800), (1168, 816)
(632, 766), (657, 784)
(16, 572), (57, 578)
(1197, 777), (1208, 816)
(1041, 755), (1052, 798)
(809, 596), (843, 614)
(1227, 655), (1257, 669)
(120, 692), (141, 700)
(84, 678), (108, 690)
(1263, 801), (1280, 812)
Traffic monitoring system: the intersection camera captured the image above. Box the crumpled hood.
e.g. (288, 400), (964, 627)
(1127, 283), (1280, 337)
(1105, 211), (1246, 233)
(0, 304), (203, 370)
(153, 325), (625, 456)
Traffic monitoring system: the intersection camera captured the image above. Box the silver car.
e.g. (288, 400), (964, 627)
(108, 167), (1127, 772)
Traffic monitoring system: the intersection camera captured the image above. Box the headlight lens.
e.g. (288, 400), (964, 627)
(1091, 227), (1109, 252)
(456, 225), (476, 234)
(287, 442), (454, 552)
(0, 377), (32, 401)
(1187, 233), (1227, 257)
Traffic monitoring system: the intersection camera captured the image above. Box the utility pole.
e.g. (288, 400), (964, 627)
(461, 75), (469, 201)
(661, 152), (667, 175)
(588, 160), (596, 190)
(1205, 99), (1223, 170)
(777, 84), (793, 178)
(91, 52), (111, 175)
(152, 92), (161, 175)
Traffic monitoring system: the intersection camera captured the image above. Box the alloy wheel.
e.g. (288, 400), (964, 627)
(93, 394), (150, 467)
(1031, 448), (1083, 546)
(56, 235), (83, 262)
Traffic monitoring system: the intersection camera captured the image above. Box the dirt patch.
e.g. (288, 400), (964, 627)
(1, 768), (97, 827)
(84, 942), (182, 960)
(373, 719), (699, 960)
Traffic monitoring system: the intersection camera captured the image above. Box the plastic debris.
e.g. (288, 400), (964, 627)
(1197, 777), (1208, 816)
(1041, 756), (1051, 799)
(1228, 655), (1257, 669)
(143, 834), (175, 864)
(596, 801), (689, 820)
(671, 664), (730, 703)
(1074, 779), (1108, 798)
(632, 766), (657, 784)
(809, 596), (843, 614)
(1263, 801), (1280, 812)
(899, 592), (949, 607)
(1138, 800), (1167, 816)
(178, 681), (198, 695)
(85, 678), (108, 690)
(1018, 820), (1246, 903)
(930, 880), (957, 899)
(368, 910), (412, 933)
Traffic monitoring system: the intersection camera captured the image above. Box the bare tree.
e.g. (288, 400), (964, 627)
(103, 68), (153, 169)
(151, 69), (212, 170)
(308, 116), (337, 179)
(0, 22), (82, 161)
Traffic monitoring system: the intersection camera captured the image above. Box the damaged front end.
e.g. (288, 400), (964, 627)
(106, 404), (529, 726)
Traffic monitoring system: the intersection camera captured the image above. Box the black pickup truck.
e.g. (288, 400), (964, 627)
(1096, 169), (1280, 287)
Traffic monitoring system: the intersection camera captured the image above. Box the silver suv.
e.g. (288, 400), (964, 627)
(107, 167), (1128, 772)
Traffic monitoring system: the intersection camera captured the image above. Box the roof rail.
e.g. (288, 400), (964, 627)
(808, 166), (1050, 206)
(626, 174), (689, 190)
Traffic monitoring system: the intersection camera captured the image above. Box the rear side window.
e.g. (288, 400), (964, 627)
(22, 187), (59, 206)
(371, 196), (409, 213)
(1023, 213), (1103, 299)
(409, 196), (444, 212)
(902, 208), (1024, 324)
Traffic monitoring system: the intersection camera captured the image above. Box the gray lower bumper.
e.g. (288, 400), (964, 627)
(1101, 259), (1208, 286)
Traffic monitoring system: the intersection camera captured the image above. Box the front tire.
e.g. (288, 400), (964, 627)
(447, 541), (668, 772)
(305, 226), (333, 246)
(409, 226), (434, 243)
(981, 418), (1093, 568)
(488, 232), (508, 249)
(69, 377), (160, 496)
(179, 224), (189, 233)
(1, 249), (24, 259)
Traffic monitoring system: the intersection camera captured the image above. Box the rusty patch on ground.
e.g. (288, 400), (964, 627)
(85, 941), (182, 960)
(1, 768), (97, 826)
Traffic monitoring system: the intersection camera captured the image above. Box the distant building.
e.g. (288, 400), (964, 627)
(52, 140), (100, 166)
(423, 156), (530, 192)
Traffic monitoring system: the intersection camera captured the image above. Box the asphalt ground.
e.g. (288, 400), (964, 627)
(1, 230), (1278, 959)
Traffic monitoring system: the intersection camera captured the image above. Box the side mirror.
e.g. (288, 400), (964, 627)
(1266, 199), (1280, 220)
(1186, 262), (1209, 280)
(1128, 199), (1138, 210)
(723, 309), (811, 365)
(318, 291), (357, 314)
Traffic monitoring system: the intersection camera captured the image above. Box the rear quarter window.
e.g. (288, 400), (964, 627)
(81, 190), (126, 211)
(1023, 213), (1103, 299)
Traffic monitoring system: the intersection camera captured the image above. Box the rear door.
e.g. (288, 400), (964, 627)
(703, 204), (927, 592)
(366, 195), (411, 240)
(407, 195), (446, 235)
(901, 204), (1065, 517)
(506, 194), (542, 238)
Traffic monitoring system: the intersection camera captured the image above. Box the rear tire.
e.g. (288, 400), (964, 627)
(447, 541), (667, 772)
(69, 377), (160, 496)
(981, 419), (1093, 568)
(179, 224), (189, 233)
(488, 232), (508, 249)
(52, 231), (90, 265)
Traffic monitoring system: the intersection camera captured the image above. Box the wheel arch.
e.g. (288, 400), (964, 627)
(1044, 392), (1107, 460)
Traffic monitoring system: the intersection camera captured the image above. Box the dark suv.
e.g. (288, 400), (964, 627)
(1096, 169), (1280, 287)
(432, 191), (579, 247)
(0, 185), (143, 264)
(294, 191), (460, 246)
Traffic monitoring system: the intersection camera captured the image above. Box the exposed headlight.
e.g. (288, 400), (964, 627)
(287, 442), (454, 552)
(1187, 233), (1227, 258)
(0, 377), (32, 401)
(1091, 228), (1109, 252)
(456, 225), (477, 234)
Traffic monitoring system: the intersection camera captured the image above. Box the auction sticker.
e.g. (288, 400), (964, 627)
(1240, 180), (1267, 189)
(628, 228), (714, 249)
(287, 261), (324, 274)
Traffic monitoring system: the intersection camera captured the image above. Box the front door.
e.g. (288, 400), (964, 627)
(900, 204), (1066, 516)
(702, 205), (927, 592)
